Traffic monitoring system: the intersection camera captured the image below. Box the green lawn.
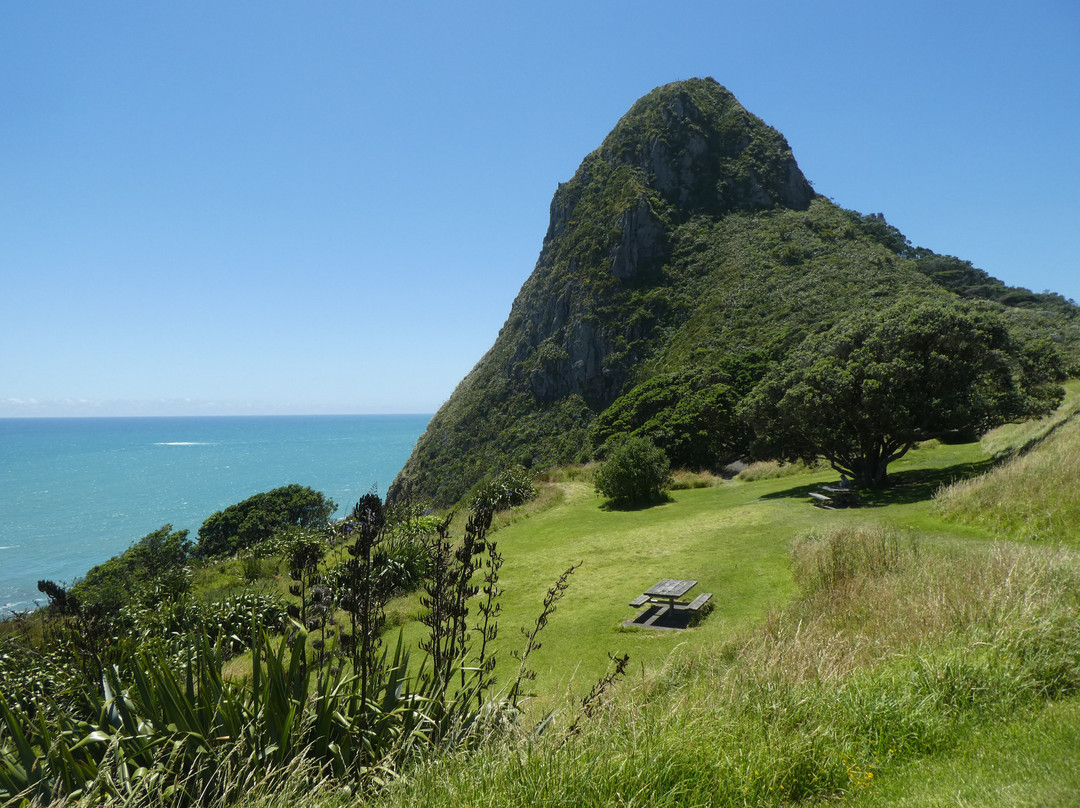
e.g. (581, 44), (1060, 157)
(388, 436), (1005, 715)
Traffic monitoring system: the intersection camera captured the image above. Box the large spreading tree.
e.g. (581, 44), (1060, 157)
(740, 298), (1064, 489)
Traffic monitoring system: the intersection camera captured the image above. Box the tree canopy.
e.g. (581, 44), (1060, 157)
(740, 299), (1065, 489)
(591, 369), (751, 470)
(195, 484), (336, 559)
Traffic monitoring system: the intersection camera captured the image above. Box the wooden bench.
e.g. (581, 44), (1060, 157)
(685, 592), (712, 612)
(822, 486), (860, 507)
(673, 592), (712, 612)
(629, 594), (650, 608)
(808, 491), (834, 507)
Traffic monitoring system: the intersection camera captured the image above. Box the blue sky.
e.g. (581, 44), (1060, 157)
(2, 1), (1078, 417)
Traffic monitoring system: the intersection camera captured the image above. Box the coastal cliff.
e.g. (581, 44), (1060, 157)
(390, 78), (1078, 507)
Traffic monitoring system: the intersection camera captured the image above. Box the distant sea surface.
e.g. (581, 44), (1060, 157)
(0, 415), (430, 612)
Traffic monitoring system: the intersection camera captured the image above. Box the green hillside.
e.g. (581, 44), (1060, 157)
(391, 78), (1079, 507)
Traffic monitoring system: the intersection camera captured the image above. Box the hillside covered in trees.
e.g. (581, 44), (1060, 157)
(390, 78), (1078, 507)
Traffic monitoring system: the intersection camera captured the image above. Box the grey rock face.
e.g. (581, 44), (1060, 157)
(510, 80), (817, 410)
(611, 199), (667, 281)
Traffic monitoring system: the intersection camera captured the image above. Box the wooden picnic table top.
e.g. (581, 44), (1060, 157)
(644, 579), (697, 599)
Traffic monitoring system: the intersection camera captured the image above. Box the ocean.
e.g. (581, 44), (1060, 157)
(0, 414), (430, 613)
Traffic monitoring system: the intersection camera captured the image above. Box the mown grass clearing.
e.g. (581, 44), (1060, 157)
(359, 417), (1080, 807)
(356, 525), (1080, 808)
(384, 435), (1017, 719)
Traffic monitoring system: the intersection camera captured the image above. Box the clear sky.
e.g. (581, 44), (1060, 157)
(3, 1), (1078, 417)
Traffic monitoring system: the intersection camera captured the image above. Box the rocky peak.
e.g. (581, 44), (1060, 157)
(598, 77), (815, 217)
(391, 79), (819, 505)
(516, 79), (816, 407)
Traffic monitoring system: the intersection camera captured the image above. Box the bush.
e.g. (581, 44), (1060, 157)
(469, 465), (537, 512)
(195, 485), (336, 559)
(68, 524), (193, 610)
(594, 436), (672, 506)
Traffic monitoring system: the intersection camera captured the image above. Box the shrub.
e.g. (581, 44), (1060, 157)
(195, 485), (336, 559)
(594, 436), (672, 506)
(469, 465), (537, 512)
(62, 525), (193, 612)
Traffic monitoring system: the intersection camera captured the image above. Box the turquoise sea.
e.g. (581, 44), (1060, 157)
(0, 415), (430, 613)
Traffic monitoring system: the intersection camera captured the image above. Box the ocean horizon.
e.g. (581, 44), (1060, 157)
(0, 414), (430, 613)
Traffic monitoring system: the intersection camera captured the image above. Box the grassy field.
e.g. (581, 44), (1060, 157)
(221, 511), (1080, 808)
(388, 436), (1004, 716)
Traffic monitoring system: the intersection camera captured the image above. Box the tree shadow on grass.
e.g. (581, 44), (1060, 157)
(599, 493), (675, 512)
(760, 458), (998, 508)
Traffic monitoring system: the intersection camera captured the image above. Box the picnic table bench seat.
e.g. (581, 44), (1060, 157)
(632, 592), (713, 612)
(685, 592), (712, 611)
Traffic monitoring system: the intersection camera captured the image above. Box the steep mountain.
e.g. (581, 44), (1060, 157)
(389, 78), (1079, 507)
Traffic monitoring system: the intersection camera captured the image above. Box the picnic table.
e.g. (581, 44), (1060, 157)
(628, 578), (713, 627)
(810, 482), (860, 508)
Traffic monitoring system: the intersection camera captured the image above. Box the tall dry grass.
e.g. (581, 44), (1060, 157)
(935, 415), (1080, 542)
(736, 526), (1080, 684)
(979, 386), (1080, 458)
(736, 459), (825, 481)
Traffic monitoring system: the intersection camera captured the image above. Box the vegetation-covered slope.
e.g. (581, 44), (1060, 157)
(391, 77), (1079, 507)
(7, 385), (1080, 808)
(935, 380), (1080, 540)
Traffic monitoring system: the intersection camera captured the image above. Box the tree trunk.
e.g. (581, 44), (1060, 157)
(850, 456), (890, 489)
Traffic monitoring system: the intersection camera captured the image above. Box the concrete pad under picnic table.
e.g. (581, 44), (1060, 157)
(622, 604), (698, 630)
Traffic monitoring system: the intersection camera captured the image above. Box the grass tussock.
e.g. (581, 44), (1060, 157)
(363, 527), (1080, 808)
(744, 526), (1080, 684)
(535, 463), (598, 484)
(489, 481), (566, 531)
(935, 414), (1080, 542)
(668, 469), (721, 490)
(736, 459), (824, 481)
